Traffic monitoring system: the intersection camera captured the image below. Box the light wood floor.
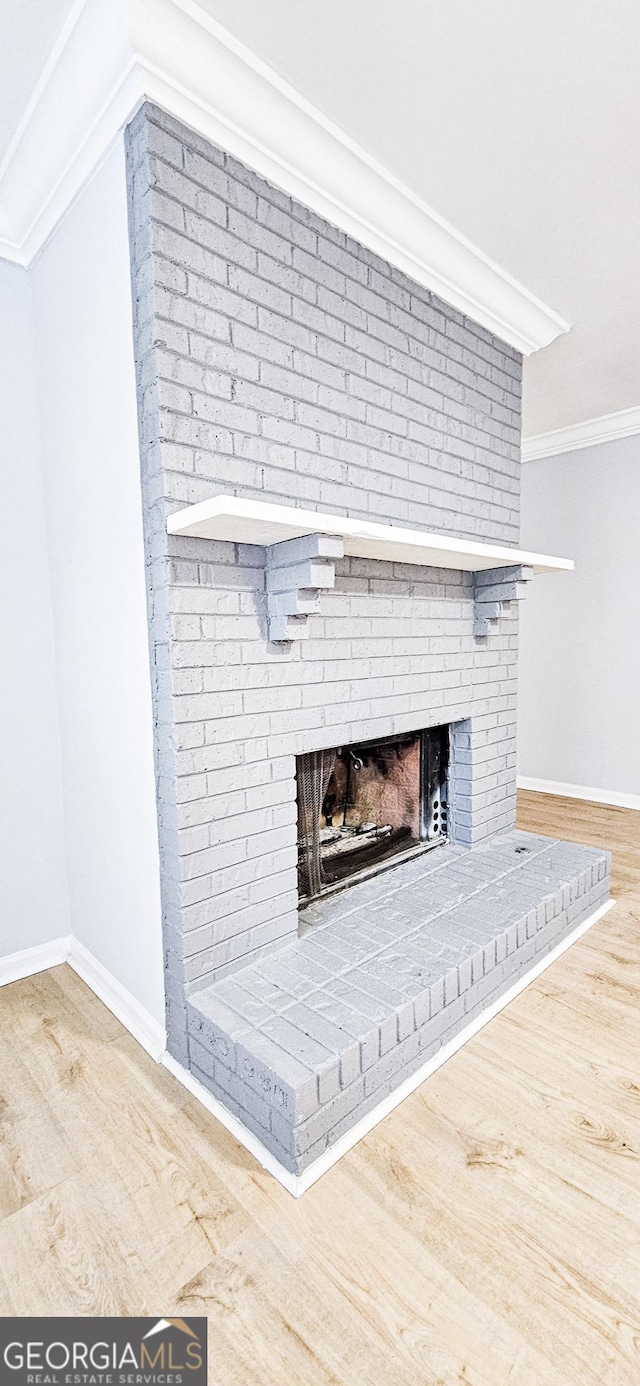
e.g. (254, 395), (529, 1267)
(1, 794), (639, 1385)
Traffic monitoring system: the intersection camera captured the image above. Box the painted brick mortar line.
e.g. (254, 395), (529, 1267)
(188, 832), (562, 1006)
(135, 105), (523, 542)
(127, 113), (191, 1063)
(140, 113), (522, 372)
(144, 154), (521, 374)
(192, 837), (603, 1023)
(187, 838), (611, 1172)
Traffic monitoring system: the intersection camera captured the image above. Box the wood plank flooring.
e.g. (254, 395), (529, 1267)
(0, 793), (639, 1384)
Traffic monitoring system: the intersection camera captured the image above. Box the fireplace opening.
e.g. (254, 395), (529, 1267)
(297, 726), (449, 904)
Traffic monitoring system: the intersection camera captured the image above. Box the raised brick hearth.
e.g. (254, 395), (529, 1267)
(188, 833), (610, 1173)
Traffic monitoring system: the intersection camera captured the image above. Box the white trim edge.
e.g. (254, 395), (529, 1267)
(167, 493), (573, 573)
(522, 406), (640, 461)
(68, 938), (167, 1059)
(518, 778), (640, 812)
(0, 0), (568, 354)
(0, 900), (616, 1194)
(163, 897), (615, 1198)
(161, 1052), (301, 1197)
(0, 933), (166, 1061)
(0, 936), (71, 987)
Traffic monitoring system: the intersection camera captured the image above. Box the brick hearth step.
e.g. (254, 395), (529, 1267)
(187, 832), (611, 1175)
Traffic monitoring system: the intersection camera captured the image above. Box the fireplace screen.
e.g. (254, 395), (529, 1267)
(297, 726), (449, 902)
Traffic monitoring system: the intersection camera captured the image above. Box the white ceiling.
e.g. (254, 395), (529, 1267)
(4, 0), (640, 436)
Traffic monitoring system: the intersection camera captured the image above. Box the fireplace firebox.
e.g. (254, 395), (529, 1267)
(297, 726), (449, 903)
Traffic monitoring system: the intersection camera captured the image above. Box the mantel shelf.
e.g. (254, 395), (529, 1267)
(167, 495), (573, 576)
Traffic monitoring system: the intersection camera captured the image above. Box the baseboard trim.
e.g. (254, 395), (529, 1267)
(161, 896), (615, 1198)
(518, 777), (640, 812)
(161, 1052), (302, 1197)
(68, 938), (166, 1060)
(0, 934), (166, 1061)
(1, 899), (616, 1194)
(0, 936), (71, 987)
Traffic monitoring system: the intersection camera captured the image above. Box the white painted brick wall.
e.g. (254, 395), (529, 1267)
(126, 104), (524, 1059)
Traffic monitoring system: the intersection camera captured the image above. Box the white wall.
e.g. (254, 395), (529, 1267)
(518, 435), (640, 805)
(29, 139), (166, 1025)
(0, 262), (70, 955)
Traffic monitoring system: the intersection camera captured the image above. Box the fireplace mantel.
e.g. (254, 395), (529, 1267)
(167, 494), (573, 576)
(167, 496), (572, 641)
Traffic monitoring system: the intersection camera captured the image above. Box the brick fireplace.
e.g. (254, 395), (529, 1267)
(125, 104), (610, 1180)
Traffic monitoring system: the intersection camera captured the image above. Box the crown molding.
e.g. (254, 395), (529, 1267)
(522, 405), (640, 461)
(0, 0), (136, 264)
(0, 0), (569, 353)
